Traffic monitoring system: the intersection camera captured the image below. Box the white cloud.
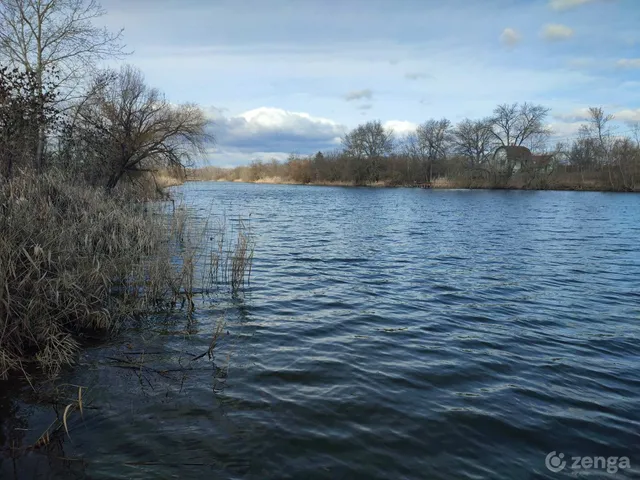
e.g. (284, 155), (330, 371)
(383, 120), (418, 135)
(616, 58), (640, 69)
(542, 24), (574, 41)
(615, 109), (640, 122)
(500, 28), (521, 46)
(207, 107), (345, 157)
(548, 0), (613, 10)
(237, 107), (337, 129)
(345, 89), (373, 101)
(548, 121), (585, 138)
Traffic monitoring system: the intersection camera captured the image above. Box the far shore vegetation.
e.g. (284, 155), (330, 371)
(0, 0), (252, 382)
(188, 106), (640, 192)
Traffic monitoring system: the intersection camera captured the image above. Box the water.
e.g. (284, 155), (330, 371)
(2, 182), (640, 479)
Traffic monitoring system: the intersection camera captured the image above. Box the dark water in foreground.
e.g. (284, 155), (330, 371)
(2, 182), (640, 479)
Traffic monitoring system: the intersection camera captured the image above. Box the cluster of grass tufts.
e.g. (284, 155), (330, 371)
(0, 169), (253, 380)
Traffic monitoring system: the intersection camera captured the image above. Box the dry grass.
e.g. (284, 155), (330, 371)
(0, 169), (253, 380)
(429, 176), (471, 189)
(153, 168), (187, 189)
(230, 219), (255, 291)
(254, 176), (291, 184)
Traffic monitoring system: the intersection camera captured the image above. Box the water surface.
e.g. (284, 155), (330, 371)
(2, 182), (640, 479)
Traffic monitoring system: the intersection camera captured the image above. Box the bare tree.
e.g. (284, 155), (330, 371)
(415, 118), (450, 183)
(490, 102), (551, 149)
(582, 108), (640, 190)
(487, 102), (551, 182)
(342, 120), (394, 159)
(401, 131), (427, 183)
(342, 120), (394, 183)
(0, 0), (127, 168)
(569, 135), (599, 171)
(451, 118), (495, 169)
(630, 122), (640, 149)
(610, 137), (639, 191)
(551, 140), (569, 166)
(74, 65), (212, 191)
(583, 106), (614, 167)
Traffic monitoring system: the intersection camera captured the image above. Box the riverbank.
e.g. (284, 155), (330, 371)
(186, 170), (639, 192)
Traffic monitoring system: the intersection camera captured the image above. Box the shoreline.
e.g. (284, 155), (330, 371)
(183, 178), (639, 193)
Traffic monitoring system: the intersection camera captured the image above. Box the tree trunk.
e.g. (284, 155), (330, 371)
(106, 170), (125, 191)
(35, 50), (45, 171)
(35, 126), (46, 171)
(608, 164), (614, 190)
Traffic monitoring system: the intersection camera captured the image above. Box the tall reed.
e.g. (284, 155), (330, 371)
(0, 170), (254, 380)
(200, 215), (255, 294)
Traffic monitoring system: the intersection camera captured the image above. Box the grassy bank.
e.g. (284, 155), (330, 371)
(187, 166), (639, 192)
(0, 170), (252, 380)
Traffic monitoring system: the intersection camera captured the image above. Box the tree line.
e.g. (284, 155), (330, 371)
(195, 104), (640, 192)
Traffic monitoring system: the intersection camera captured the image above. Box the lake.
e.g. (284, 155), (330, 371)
(2, 182), (640, 479)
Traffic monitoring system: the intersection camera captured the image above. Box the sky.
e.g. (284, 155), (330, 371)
(100, 0), (640, 167)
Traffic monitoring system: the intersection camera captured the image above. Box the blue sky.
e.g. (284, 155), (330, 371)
(101, 0), (640, 166)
